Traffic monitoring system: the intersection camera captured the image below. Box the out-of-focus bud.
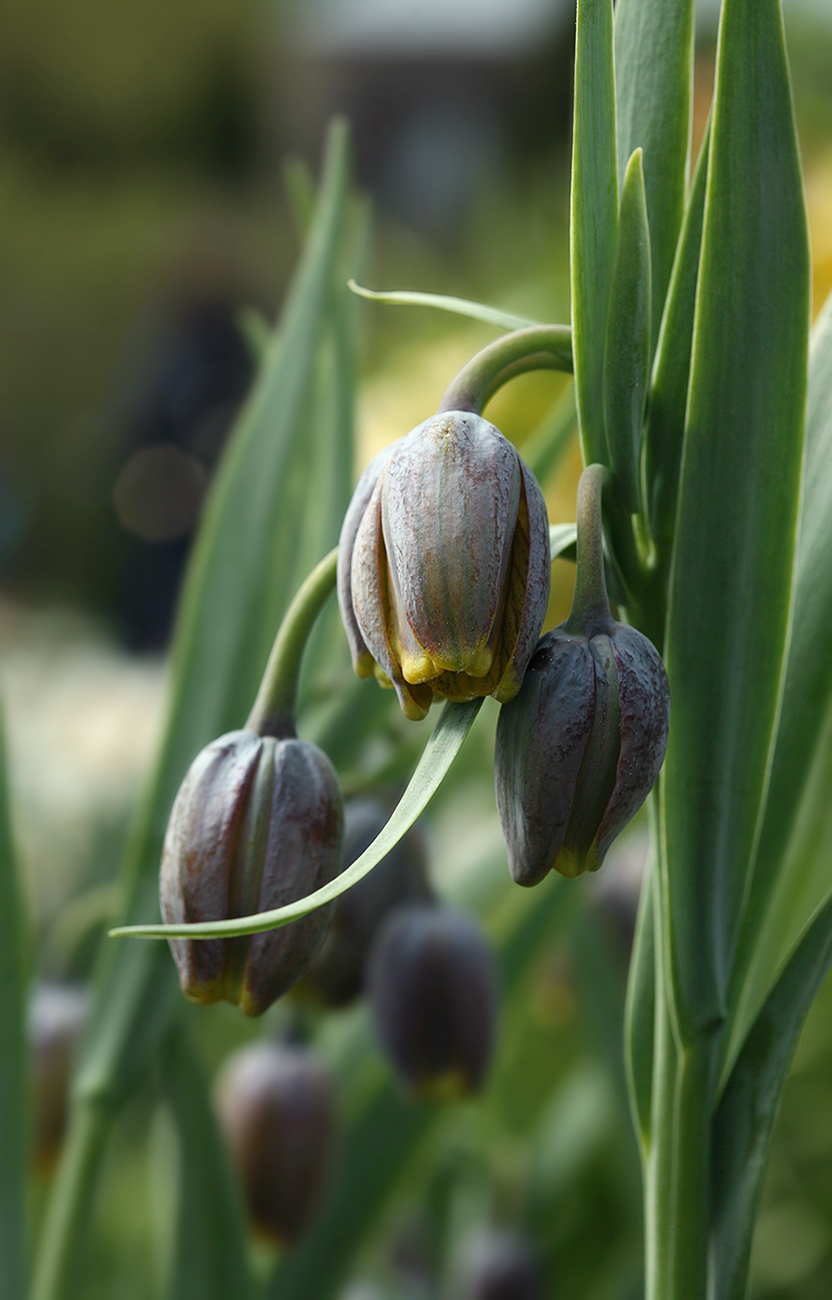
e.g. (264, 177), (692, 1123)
(495, 463), (669, 883)
(452, 1229), (543, 1300)
(495, 622), (668, 882)
(299, 798), (433, 1008)
(214, 1041), (336, 1245)
(29, 983), (90, 1170)
(337, 412), (550, 721)
(160, 729), (344, 1016)
(367, 903), (499, 1101)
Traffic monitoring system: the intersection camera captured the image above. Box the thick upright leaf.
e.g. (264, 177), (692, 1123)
(570, 0), (618, 468)
(728, 290), (832, 1048)
(160, 1028), (251, 1300)
(34, 124), (353, 1300)
(0, 716), (27, 1300)
(710, 894), (832, 1300)
(643, 124), (709, 564)
(614, 0), (695, 354)
(660, 0), (810, 1039)
(604, 148), (651, 514)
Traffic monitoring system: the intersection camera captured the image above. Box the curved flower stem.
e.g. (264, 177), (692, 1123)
(564, 463), (614, 636)
(437, 325), (573, 415)
(245, 546), (339, 738)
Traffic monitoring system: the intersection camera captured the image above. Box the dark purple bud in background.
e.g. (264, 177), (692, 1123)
(29, 983), (90, 1171)
(214, 1041), (336, 1245)
(338, 412), (550, 721)
(160, 729), (344, 1016)
(367, 903), (499, 1101)
(453, 1229), (543, 1300)
(299, 798), (433, 1008)
(495, 621), (668, 883)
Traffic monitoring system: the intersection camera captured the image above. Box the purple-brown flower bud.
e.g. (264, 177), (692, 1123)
(160, 729), (343, 1016)
(28, 984), (90, 1171)
(367, 903), (499, 1101)
(495, 622), (669, 883)
(214, 1041), (336, 1245)
(453, 1229), (543, 1300)
(337, 412), (550, 721)
(299, 798), (433, 1008)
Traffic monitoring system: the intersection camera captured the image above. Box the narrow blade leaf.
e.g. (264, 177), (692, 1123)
(661, 0), (811, 1038)
(643, 121), (710, 559)
(604, 148), (651, 514)
(614, 0), (695, 354)
(710, 893), (832, 1300)
(729, 288), (832, 1044)
(348, 280), (538, 331)
(570, 0), (618, 467)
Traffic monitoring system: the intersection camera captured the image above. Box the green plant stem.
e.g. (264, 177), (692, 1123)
(646, 1012), (715, 1300)
(32, 1099), (115, 1300)
(436, 325), (573, 415)
(245, 546), (339, 737)
(564, 463), (614, 635)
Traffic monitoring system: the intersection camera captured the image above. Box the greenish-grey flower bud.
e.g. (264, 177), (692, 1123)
(298, 798), (433, 1008)
(367, 903), (498, 1101)
(495, 622), (669, 883)
(214, 1042), (336, 1245)
(337, 412), (550, 720)
(160, 729), (344, 1016)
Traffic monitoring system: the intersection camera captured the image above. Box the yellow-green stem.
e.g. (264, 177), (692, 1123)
(245, 546), (339, 737)
(437, 325), (573, 416)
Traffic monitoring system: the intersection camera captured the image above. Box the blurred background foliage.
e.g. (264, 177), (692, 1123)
(2, 1), (832, 1296)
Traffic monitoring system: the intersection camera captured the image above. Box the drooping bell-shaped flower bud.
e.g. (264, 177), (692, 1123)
(367, 902), (499, 1101)
(160, 729), (344, 1016)
(298, 798), (433, 1008)
(495, 465), (669, 883)
(214, 1041), (336, 1245)
(338, 412), (551, 721)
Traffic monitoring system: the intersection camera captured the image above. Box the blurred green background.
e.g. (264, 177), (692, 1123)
(3, 1), (832, 1296)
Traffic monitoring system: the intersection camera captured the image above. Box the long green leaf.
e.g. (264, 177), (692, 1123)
(710, 893), (832, 1300)
(348, 280), (538, 331)
(729, 289), (832, 1048)
(34, 123), (353, 1300)
(570, 0), (618, 468)
(160, 1028), (251, 1300)
(604, 148), (651, 514)
(0, 714), (27, 1300)
(614, 0), (695, 355)
(112, 699), (483, 941)
(643, 121), (710, 568)
(660, 0), (810, 1040)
